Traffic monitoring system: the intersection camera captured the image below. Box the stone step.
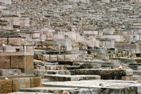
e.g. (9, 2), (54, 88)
(18, 87), (82, 94)
(66, 65), (80, 70)
(74, 69), (133, 80)
(42, 80), (141, 94)
(133, 70), (141, 80)
(0, 74), (35, 80)
(134, 70), (141, 75)
(129, 63), (141, 70)
(34, 70), (70, 77)
(101, 62), (120, 69)
(43, 74), (100, 81)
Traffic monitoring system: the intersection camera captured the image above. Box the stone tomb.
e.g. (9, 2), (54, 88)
(74, 69), (133, 80)
(34, 70), (71, 77)
(0, 52), (33, 74)
(44, 74), (100, 81)
(0, 69), (21, 76)
(0, 77), (41, 93)
(19, 80), (141, 94)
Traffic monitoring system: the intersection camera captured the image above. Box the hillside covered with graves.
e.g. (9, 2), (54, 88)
(0, 0), (141, 94)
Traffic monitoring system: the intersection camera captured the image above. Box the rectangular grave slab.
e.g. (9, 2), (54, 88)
(0, 69), (21, 76)
(44, 74), (100, 81)
(74, 69), (133, 80)
(42, 80), (141, 94)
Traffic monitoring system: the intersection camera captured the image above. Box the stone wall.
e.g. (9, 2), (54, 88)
(0, 55), (33, 74)
(0, 77), (41, 93)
